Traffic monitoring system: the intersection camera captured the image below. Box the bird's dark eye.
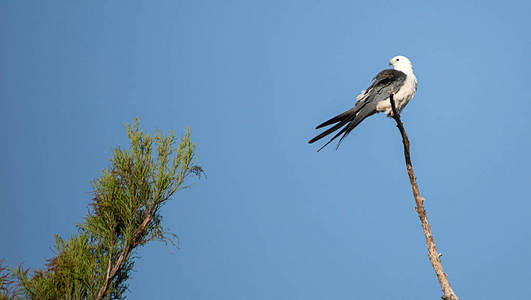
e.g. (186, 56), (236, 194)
(396, 58), (399, 61)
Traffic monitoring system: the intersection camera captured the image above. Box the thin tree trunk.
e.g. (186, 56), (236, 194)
(389, 93), (459, 300)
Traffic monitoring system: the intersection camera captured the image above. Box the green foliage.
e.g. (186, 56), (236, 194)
(9, 120), (202, 299)
(14, 234), (104, 299)
(1, 261), (20, 300)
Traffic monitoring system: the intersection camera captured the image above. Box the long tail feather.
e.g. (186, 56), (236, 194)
(310, 102), (378, 151)
(308, 119), (350, 144)
(315, 105), (363, 129)
(309, 104), (365, 144)
(334, 103), (378, 149)
(316, 123), (351, 152)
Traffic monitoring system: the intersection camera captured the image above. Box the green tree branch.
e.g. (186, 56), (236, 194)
(8, 119), (202, 300)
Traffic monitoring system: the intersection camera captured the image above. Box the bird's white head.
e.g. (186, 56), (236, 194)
(389, 56), (413, 73)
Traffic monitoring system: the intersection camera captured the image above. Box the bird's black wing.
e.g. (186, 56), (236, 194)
(358, 69), (407, 105)
(309, 69), (407, 151)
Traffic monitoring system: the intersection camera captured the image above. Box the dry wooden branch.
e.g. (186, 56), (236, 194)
(389, 93), (459, 300)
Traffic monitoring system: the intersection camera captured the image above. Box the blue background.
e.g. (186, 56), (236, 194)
(2, 1), (530, 299)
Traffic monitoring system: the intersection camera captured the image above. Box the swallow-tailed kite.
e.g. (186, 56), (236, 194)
(309, 56), (417, 151)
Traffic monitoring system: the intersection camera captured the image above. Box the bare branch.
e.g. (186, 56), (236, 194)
(389, 93), (459, 300)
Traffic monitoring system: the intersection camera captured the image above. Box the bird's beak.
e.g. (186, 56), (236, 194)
(388, 62), (392, 66)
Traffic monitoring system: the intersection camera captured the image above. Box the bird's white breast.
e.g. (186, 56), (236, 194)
(376, 72), (417, 116)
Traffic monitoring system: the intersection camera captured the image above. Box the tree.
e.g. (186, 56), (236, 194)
(3, 120), (203, 299)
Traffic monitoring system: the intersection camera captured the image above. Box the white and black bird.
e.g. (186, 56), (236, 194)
(309, 56), (417, 151)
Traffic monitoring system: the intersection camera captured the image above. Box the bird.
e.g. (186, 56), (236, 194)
(308, 56), (417, 151)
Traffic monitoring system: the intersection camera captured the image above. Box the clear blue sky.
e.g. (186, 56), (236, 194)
(2, 1), (530, 299)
